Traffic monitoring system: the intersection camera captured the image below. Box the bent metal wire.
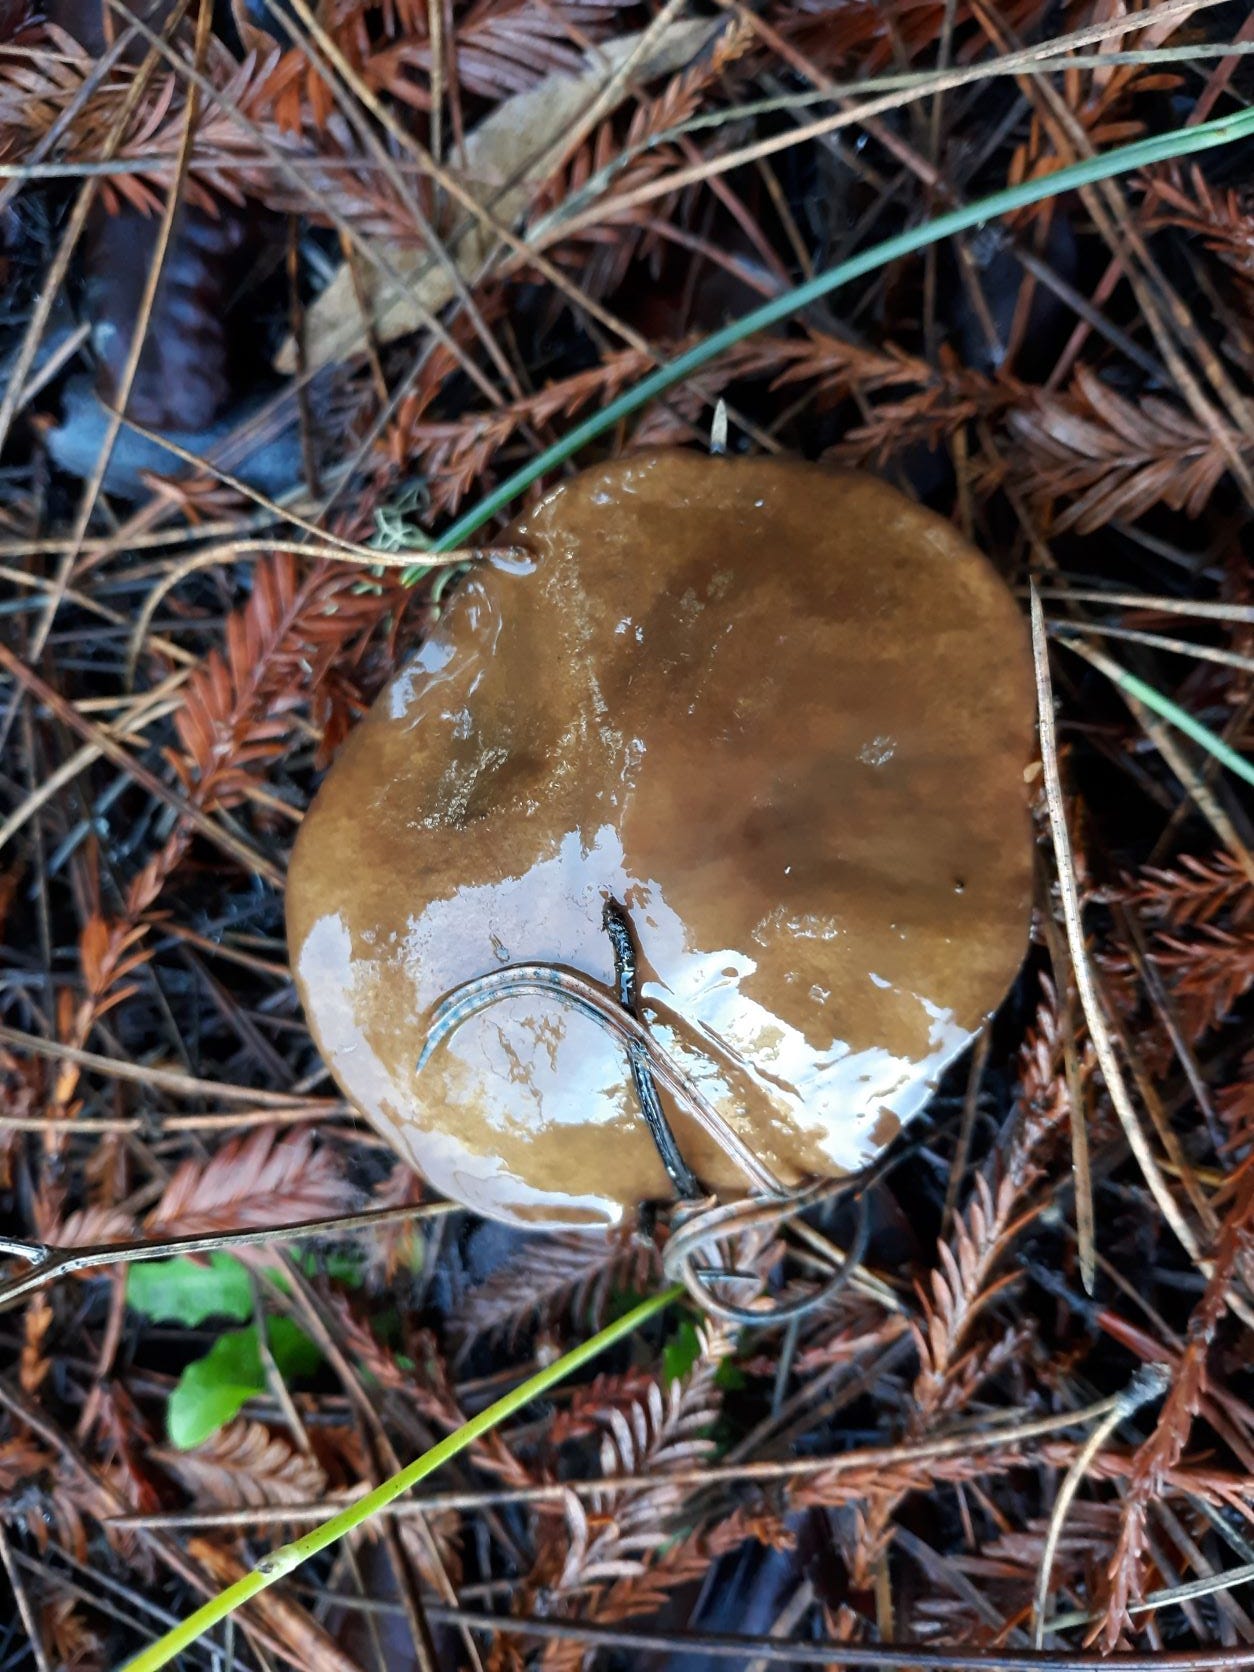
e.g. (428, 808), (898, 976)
(417, 898), (870, 1326)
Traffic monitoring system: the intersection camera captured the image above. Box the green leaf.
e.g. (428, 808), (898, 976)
(128, 1247), (364, 1334)
(266, 1316), (323, 1380)
(295, 1247), (369, 1287)
(127, 1254), (254, 1328)
(167, 1319), (322, 1450)
(714, 1358), (746, 1392)
(663, 1319), (744, 1388)
(662, 1318), (703, 1385)
(168, 1367), (256, 1450)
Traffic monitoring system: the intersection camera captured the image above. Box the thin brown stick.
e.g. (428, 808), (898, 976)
(0, 680), (184, 856)
(120, 536), (510, 690)
(0, 1106), (341, 1134)
(407, 1607), (1254, 1667)
(541, 0), (1232, 240)
(1029, 591), (1254, 623)
(108, 417), (443, 561)
(0, 1527), (53, 1672)
(1029, 584), (1201, 1264)
(1032, 1365), (1171, 1645)
(106, 1390), (1132, 1528)
(0, 1202), (457, 1312)
(0, 1022), (336, 1104)
(0, 643), (284, 886)
(49, 0), (215, 658)
(106, 0), (512, 415)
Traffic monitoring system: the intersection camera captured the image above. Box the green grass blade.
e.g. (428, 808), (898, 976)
(1072, 642), (1254, 791)
(412, 104), (1254, 574)
(121, 1284), (683, 1672)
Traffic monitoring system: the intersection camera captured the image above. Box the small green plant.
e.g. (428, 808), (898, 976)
(167, 1318), (322, 1449)
(126, 1253), (346, 1446)
(661, 1316), (703, 1383)
(126, 1253), (255, 1328)
(122, 1286), (683, 1672)
(371, 477), (433, 553)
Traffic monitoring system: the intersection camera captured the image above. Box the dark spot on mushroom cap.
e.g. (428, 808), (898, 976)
(287, 451), (1035, 1228)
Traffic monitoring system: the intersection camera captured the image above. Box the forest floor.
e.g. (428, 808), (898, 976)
(1, 0), (1254, 1667)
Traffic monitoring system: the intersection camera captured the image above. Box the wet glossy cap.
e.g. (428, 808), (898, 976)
(287, 452), (1035, 1227)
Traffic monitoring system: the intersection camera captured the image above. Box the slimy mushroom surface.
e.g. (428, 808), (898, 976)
(287, 452), (1035, 1228)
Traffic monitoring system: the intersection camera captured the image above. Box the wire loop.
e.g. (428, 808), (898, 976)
(663, 1177), (870, 1326)
(421, 898), (873, 1326)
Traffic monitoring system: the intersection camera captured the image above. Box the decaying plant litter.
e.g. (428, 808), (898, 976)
(1, 0), (1254, 1667)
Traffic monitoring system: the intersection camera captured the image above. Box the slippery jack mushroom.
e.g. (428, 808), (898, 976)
(287, 451), (1035, 1246)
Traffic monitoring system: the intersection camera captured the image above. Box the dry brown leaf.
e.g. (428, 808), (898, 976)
(20, 1292), (52, 1397)
(1086, 0), (1200, 92)
(1005, 366), (1251, 533)
(1100, 1170), (1254, 1644)
(41, 1596), (104, 1672)
(52, 1204), (136, 1248)
(275, 15), (717, 372)
(156, 1419), (328, 1508)
(550, 1323), (731, 1592)
(1106, 850), (1254, 928)
(145, 1126), (356, 1238)
(0, 1435), (95, 1559)
(452, 1222), (662, 1356)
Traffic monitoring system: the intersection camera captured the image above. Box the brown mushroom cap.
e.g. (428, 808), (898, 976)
(287, 452), (1035, 1228)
